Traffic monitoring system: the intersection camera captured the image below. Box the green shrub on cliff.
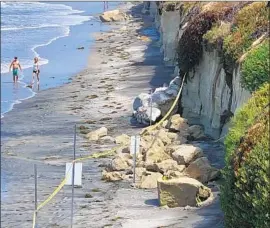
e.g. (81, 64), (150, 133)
(241, 39), (270, 92)
(223, 2), (268, 61)
(203, 21), (231, 44)
(177, 3), (239, 72)
(221, 83), (270, 228)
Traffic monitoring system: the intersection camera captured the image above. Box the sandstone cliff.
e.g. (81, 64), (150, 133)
(143, 2), (269, 140)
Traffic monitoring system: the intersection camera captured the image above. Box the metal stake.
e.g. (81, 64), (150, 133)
(71, 124), (76, 228)
(34, 164), (37, 228)
(150, 89), (153, 126)
(133, 136), (137, 184)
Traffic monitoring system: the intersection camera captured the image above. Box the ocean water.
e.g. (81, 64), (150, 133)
(1, 1), (118, 118)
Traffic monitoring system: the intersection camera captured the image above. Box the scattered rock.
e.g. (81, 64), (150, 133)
(102, 170), (123, 182)
(115, 134), (130, 145)
(157, 177), (212, 207)
(143, 137), (170, 163)
(188, 125), (205, 140)
(139, 172), (163, 189)
(166, 132), (187, 145)
(116, 146), (130, 154)
(100, 136), (115, 143)
(145, 159), (185, 174)
(171, 145), (204, 165)
(167, 114), (189, 133)
(86, 127), (108, 141)
(185, 157), (220, 183)
(109, 155), (131, 171)
(155, 159), (185, 174)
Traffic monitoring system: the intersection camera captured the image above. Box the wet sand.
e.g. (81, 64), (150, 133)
(1, 3), (224, 228)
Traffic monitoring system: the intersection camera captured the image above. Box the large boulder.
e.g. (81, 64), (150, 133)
(188, 125), (205, 140)
(102, 170), (123, 182)
(139, 172), (163, 189)
(171, 145), (204, 165)
(115, 134), (130, 145)
(86, 127), (108, 141)
(157, 177), (212, 207)
(167, 114), (189, 133)
(99, 10), (128, 22)
(185, 157), (220, 183)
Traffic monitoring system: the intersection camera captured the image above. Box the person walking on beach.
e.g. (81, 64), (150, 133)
(32, 57), (40, 85)
(9, 57), (22, 83)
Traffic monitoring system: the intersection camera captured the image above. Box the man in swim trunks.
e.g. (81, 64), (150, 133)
(9, 57), (22, 83)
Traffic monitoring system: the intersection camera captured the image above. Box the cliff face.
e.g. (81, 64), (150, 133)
(144, 2), (253, 140)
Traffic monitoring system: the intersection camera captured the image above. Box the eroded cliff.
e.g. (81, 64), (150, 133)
(143, 1), (269, 140)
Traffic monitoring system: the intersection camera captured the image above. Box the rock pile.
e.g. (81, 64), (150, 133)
(87, 114), (220, 208)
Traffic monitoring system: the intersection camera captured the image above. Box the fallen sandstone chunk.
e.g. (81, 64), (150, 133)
(167, 114), (189, 133)
(115, 134), (130, 145)
(157, 177), (212, 207)
(102, 170), (123, 182)
(86, 127), (108, 141)
(108, 154), (131, 171)
(171, 144), (204, 165)
(185, 157), (220, 183)
(139, 172), (163, 189)
(145, 159), (185, 174)
(100, 136), (115, 143)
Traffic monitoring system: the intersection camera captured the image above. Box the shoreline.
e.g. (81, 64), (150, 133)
(1, 3), (224, 227)
(1, 2), (119, 118)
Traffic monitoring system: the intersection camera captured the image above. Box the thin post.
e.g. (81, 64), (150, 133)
(133, 136), (137, 184)
(150, 89), (153, 126)
(34, 164), (37, 228)
(71, 124), (76, 228)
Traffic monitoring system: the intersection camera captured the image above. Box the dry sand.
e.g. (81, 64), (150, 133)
(1, 3), (223, 228)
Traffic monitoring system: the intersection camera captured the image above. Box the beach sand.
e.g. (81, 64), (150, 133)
(1, 3), (223, 228)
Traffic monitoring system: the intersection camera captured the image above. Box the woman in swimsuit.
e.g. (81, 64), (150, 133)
(32, 57), (40, 85)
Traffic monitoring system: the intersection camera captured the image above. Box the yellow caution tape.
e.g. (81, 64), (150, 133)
(32, 73), (186, 227)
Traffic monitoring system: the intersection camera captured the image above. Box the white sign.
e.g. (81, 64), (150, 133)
(130, 136), (140, 155)
(65, 163), (82, 186)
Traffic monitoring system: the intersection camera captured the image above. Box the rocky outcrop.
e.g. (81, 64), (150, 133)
(99, 9), (128, 22)
(158, 177), (212, 207)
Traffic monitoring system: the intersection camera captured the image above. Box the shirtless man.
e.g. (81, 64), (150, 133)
(9, 57), (22, 82)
